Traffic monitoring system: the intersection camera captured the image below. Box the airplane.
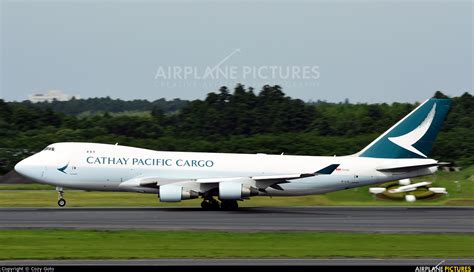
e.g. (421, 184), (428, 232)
(14, 97), (451, 210)
(388, 181), (432, 194)
(369, 178), (447, 202)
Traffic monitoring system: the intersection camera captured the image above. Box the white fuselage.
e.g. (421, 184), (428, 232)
(15, 142), (438, 197)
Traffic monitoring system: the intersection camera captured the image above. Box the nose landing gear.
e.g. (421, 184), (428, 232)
(56, 186), (66, 207)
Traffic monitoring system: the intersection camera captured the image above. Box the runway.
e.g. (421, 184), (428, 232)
(0, 206), (472, 233)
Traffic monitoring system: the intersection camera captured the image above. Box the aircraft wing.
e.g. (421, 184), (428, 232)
(119, 164), (340, 192)
(197, 164), (339, 184)
(119, 176), (188, 191)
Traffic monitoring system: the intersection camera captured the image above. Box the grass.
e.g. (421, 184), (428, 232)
(0, 184), (55, 190)
(0, 166), (472, 207)
(0, 230), (472, 259)
(0, 190), (469, 208)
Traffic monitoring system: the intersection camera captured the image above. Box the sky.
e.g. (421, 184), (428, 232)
(1, 0), (472, 103)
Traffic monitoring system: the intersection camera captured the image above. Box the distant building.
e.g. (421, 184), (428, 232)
(28, 90), (80, 103)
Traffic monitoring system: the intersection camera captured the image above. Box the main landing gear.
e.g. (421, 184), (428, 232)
(56, 186), (66, 207)
(200, 198), (220, 210)
(220, 200), (238, 211)
(200, 198), (238, 211)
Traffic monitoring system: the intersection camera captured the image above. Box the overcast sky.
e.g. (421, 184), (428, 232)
(1, 0), (472, 103)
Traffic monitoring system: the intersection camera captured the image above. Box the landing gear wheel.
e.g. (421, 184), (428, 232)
(210, 200), (221, 210)
(56, 186), (66, 207)
(58, 198), (66, 207)
(201, 200), (211, 210)
(221, 200), (238, 211)
(201, 198), (221, 210)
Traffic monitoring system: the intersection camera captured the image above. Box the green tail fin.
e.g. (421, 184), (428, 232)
(356, 98), (451, 159)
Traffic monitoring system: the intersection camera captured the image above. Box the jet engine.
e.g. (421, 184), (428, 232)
(219, 182), (259, 200)
(159, 184), (199, 202)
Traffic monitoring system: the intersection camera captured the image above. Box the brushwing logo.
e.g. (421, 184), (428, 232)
(388, 104), (436, 158)
(57, 162), (69, 174)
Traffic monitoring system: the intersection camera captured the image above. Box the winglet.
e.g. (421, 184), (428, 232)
(315, 164), (340, 175)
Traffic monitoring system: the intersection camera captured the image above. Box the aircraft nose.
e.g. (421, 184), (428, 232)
(14, 159), (26, 174)
(14, 155), (44, 181)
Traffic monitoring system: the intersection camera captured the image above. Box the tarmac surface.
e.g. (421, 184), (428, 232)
(0, 206), (472, 233)
(0, 258), (473, 266)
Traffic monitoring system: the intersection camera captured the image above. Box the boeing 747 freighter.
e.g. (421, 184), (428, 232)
(14, 98), (451, 210)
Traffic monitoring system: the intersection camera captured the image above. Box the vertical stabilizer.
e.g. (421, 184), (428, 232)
(355, 98), (451, 159)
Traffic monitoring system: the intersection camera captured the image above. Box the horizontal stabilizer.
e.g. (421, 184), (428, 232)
(376, 162), (448, 172)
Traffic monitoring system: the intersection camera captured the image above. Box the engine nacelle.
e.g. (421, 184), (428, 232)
(219, 182), (259, 200)
(159, 184), (199, 202)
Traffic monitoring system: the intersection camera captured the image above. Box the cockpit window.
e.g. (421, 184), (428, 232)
(43, 146), (55, 151)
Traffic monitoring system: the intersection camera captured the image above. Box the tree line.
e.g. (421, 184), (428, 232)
(0, 85), (472, 174)
(10, 97), (188, 115)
